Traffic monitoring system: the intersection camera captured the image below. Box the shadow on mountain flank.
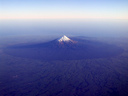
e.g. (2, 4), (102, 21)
(4, 37), (123, 61)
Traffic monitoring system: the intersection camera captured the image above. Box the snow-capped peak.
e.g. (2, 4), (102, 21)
(58, 35), (71, 42)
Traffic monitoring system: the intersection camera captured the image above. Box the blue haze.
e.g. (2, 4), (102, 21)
(0, 20), (128, 39)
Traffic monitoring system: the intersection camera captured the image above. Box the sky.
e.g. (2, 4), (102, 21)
(0, 0), (128, 20)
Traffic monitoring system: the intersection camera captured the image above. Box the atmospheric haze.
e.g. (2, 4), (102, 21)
(0, 0), (128, 96)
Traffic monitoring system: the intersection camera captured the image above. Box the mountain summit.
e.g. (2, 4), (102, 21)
(58, 35), (71, 42)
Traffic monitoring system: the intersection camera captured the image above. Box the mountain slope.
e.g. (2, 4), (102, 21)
(4, 36), (123, 61)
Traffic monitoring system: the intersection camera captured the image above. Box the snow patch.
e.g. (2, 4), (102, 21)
(58, 35), (71, 42)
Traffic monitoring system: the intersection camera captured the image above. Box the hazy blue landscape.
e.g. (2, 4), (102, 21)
(0, 0), (128, 96)
(0, 20), (128, 96)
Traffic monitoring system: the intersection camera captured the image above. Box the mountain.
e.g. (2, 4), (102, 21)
(58, 35), (71, 42)
(4, 36), (123, 61)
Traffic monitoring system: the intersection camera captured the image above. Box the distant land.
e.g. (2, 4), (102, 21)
(0, 36), (128, 96)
